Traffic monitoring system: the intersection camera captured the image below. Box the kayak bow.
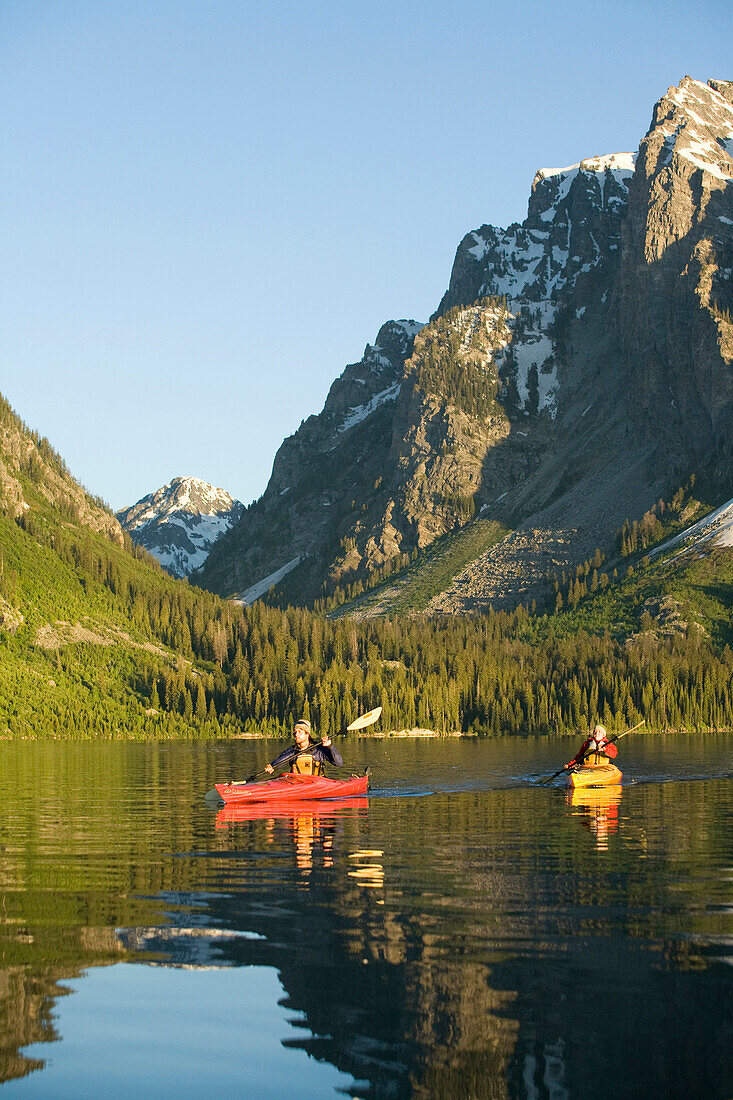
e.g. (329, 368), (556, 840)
(215, 772), (368, 804)
(566, 762), (623, 789)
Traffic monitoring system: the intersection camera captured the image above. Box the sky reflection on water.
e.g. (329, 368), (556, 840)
(5, 965), (353, 1099)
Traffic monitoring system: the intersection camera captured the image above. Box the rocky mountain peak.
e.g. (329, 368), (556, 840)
(200, 74), (733, 615)
(650, 76), (733, 161)
(153, 475), (239, 517)
(437, 150), (635, 321)
(635, 76), (733, 260)
(117, 476), (243, 578)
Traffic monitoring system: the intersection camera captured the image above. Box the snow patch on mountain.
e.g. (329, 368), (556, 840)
(514, 334), (556, 413)
(491, 301), (559, 418)
(233, 556), (302, 605)
(338, 382), (402, 434)
(535, 152), (636, 193)
(463, 151), (636, 307)
(651, 496), (733, 560)
(394, 319), (423, 337)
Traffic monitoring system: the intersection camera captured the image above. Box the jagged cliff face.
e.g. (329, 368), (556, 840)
(201, 151), (637, 605)
(201, 76), (733, 611)
(116, 476), (243, 578)
(437, 151), (634, 319)
(201, 320), (423, 601)
(617, 77), (733, 467)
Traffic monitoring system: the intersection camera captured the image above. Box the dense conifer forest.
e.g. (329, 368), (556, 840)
(4, 479), (733, 740)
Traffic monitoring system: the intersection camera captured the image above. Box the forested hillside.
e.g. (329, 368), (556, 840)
(4, 387), (733, 739)
(0, 392), (241, 737)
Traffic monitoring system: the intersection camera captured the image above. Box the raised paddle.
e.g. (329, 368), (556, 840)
(227, 706), (383, 786)
(538, 719), (645, 785)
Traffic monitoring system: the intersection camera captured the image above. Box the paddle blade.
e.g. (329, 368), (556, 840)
(347, 706), (382, 731)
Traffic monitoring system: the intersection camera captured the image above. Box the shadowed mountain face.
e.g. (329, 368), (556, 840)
(117, 476), (243, 578)
(199, 76), (733, 613)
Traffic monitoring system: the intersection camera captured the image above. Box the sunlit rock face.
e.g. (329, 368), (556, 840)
(199, 77), (733, 614)
(617, 77), (733, 465)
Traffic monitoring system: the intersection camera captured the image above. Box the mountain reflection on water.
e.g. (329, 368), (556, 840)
(0, 736), (731, 1098)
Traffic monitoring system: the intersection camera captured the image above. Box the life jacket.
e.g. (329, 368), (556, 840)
(583, 736), (618, 765)
(291, 750), (323, 776)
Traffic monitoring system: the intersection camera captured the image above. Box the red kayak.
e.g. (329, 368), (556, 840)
(215, 772), (369, 804)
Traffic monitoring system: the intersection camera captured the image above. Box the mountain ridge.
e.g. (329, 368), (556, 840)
(0, 392), (121, 542)
(185, 76), (732, 613)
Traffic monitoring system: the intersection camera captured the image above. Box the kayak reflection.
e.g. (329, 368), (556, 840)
(566, 785), (623, 851)
(215, 797), (369, 826)
(216, 798), (370, 873)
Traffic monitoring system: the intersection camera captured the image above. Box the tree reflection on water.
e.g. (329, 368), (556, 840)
(0, 739), (730, 1098)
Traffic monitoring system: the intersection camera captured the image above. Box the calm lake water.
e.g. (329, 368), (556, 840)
(0, 734), (731, 1099)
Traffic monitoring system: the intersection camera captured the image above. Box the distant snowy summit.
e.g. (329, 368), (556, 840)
(117, 476), (244, 578)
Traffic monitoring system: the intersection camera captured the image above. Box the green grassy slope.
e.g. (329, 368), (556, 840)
(550, 541), (733, 646)
(0, 394), (246, 738)
(546, 474), (733, 647)
(0, 504), (240, 739)
(327, 518), (508, 617)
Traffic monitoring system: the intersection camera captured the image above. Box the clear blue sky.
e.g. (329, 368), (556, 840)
(1, 0), (731, 510)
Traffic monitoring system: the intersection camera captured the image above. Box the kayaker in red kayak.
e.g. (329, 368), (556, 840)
(264, 718), (344, 776)
(565, 724), (619, 769)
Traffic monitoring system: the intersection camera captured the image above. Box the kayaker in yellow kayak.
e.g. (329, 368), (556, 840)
(565, 724), (619, 770)
(264, 718), (344, 776)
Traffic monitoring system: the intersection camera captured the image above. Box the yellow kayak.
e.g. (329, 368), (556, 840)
(566, 762), (623, 788)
